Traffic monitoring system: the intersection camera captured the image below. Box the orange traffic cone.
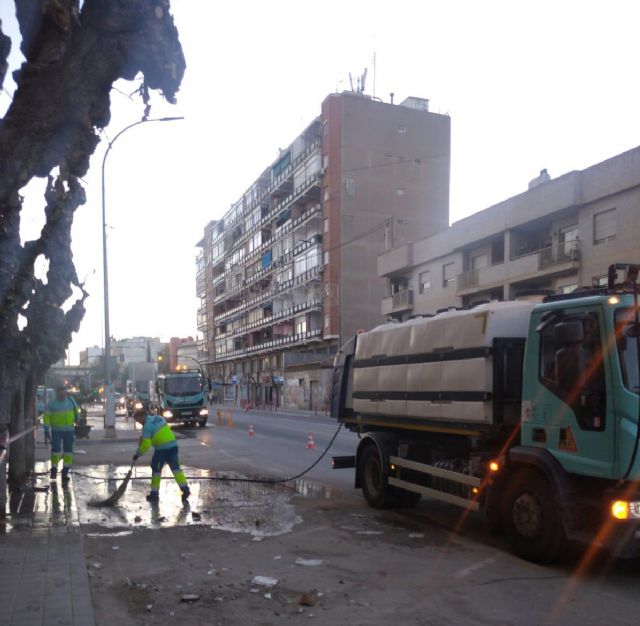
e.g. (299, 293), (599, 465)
(248, 424), (255, 437)
(306, 432), (316, 449)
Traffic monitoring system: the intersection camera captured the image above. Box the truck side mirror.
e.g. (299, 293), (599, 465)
(624, 324), (640, 339)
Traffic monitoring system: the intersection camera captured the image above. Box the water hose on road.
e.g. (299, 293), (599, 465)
(69, 422), (344, 486)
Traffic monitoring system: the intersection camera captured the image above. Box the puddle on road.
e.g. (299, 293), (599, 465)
(2, 463), (335, 538)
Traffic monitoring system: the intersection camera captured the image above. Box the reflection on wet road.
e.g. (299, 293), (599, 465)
(3, 462), (336, 538)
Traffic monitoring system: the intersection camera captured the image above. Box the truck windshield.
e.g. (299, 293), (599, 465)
(164, 376), (203, 395)
(615, 309), (640, 392)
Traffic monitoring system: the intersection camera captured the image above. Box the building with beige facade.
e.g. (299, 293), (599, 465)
(378, 145), (640, 320)
(196, 90), (451, 410)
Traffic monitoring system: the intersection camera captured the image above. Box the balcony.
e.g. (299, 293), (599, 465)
(378, 243), (413, 278)
(213, 265), (323, 324)
(381, 289), (414, 315)
(538, 240), (580, 270)
(214, 298), (322, 341)
(456, 263), (505, 294)
(455, 240), (581, 296)
(213, 328), (323, 362)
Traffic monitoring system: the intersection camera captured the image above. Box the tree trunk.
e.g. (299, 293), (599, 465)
(0, 0), (184, 508)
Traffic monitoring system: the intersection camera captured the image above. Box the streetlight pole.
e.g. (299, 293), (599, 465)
(102, 116), (184, 435)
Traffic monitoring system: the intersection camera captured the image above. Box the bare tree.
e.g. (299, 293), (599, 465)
(0, 0), (185, 488)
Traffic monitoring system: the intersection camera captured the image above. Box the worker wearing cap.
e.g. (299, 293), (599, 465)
(133, 409), (190, 502)
(43, 385), (79, 481)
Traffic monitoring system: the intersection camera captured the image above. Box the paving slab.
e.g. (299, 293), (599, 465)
(0, 464), (95, 626)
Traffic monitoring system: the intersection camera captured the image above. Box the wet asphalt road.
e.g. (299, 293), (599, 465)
(177, 407), (360, 494)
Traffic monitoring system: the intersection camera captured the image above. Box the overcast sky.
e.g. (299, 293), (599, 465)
(2, 0), (640, 365)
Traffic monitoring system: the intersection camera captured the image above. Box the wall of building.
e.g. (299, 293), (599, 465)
(378, 145), (640, 318)
(336, 92), (450, 339)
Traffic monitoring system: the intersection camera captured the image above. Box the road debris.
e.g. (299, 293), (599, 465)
(181, 594), (200, 603)
(295, 558), (325, 567)
(299, 591), (317, 606)
(251, 575), (278, 587)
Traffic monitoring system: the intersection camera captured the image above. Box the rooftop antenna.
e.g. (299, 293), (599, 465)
(373, 51), (376, 98)
(348, 72), (354, 92)
(360, 68), (367, 93)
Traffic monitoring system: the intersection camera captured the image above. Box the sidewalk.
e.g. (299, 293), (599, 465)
(0, 406), (134, 626)
(0, 464), (95, 626)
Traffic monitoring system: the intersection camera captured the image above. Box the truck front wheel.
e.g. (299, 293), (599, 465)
(503, 469), (565, 563)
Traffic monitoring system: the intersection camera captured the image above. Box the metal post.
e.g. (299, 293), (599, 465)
(101, 116), (184, 437)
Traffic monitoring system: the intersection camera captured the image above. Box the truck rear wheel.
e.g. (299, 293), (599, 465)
(504, 469), (564, 563)
(361, 444), (396, 508)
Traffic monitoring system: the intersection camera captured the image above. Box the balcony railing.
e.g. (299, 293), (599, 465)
(381, 289), (413, 315)
(538, 240), (580, 270)
(457, 269), (479, 290)
(220, 170), (322, 266)
(214, 298), (322, 341)
(214, 265), (323, 323)
(214, 328), (323, 362)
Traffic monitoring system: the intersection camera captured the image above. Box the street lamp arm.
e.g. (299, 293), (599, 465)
(177, 354), (206, 376)
(101, 116), (185, 172)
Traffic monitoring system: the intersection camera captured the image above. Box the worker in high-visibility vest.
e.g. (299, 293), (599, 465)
(133, 409), (190, 502)
(43, 385), (79, 481)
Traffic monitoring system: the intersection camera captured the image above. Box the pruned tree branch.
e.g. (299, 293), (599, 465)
(0, 18), (10, 92)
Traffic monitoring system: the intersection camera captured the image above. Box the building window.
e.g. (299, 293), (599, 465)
(324, 315), (330, 328)
(391, 277), (408, 294)
(323, 218), (329, 233)
(559, 224), (579, 256)
(594, 208), (616, 244)
(558, 284), (578, 295)
(324, 251), (330, 265)
(344, 178), (355, 198)
(443, 263), (456, 288)
(323, 122), (329, 136)
(418, 271), (431, 294)
(323, 154), (329, 170)
(471, 253), (487, 271)
(324, 188), (330, 201)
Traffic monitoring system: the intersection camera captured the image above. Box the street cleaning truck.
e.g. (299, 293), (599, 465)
(155, 369), (208, 427)
(331, 263), (640, 561)
(126, 362), (157, 417)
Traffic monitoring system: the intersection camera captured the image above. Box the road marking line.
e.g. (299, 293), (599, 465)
(454, 556), (496, 578)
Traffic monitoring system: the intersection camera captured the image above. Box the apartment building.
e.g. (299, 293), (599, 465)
(378, 145), (640, 319)
(197, 90), (451, 410)
(79, 346), (102, 367)
(110, 336), (164, 365)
